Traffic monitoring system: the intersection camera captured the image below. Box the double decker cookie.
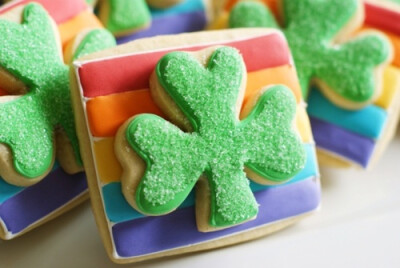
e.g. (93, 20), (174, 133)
(70, 29), (320, 263)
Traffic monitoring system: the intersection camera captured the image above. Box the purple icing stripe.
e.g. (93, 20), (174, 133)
(310, 117), (375, 167)
(112, 177), (320, 258)
(0, 168), (87, 235)
(116, 11), (207, 44)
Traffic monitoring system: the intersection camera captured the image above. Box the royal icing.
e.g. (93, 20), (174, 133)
(0, 4), (115, 182)
(123, 47), (305, 228)
(229, 0), (391, 106)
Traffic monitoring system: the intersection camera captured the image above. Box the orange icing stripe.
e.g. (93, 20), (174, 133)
(93, 138), (122, 184)
(87, 89), (165, 137)
(58, 10), (103, 46)
(87, 66), (302, 137)
(243, 65), (302, 107)
(362, 25), (400, 67)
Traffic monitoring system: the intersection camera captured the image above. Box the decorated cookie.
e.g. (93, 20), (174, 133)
(70, 29), (320, 263)
(115, 46), (306, 232)
(229, 0), (391, 109)
(0, 3), (115, 239)
(2, 0), (103, 46)
(214, 0), (400, 169)
(116, 0), (211, 44)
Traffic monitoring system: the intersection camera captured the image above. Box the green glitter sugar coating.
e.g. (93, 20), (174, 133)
(106, 0), (151, 34)
(228, 1), (278, 29)
(229, 0), (391, 103)
(125, 47), (306, 228)
(0, 4), (116, 179)
(73, 28), (117, 60)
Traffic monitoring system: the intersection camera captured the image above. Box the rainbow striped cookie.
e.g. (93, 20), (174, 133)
(70, 29), (320, 263)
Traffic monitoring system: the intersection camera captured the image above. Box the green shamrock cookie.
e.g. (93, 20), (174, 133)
(229, 0), (391, 108)
(122, 47), (306, 230)
(0, 4), (116, 184)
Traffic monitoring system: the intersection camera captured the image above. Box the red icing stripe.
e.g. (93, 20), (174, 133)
(0, 0), (87, 24)
(79, 34), (290, 98)
(365, 2), (400, 36)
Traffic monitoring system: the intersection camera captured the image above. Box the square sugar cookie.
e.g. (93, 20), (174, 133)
(70, 29), (321, 263)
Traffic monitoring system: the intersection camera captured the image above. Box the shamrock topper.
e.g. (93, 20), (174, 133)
(116, 46), (306, 231)
(97, 0), (151, 36)
(0, 4), (115, 186)
(229, 0), (392, 109)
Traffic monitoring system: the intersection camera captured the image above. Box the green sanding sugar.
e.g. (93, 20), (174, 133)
(229, 0), (391, 103)
(229, 1), (278, 29)
(106, 0), (151, 34)
(73, 28), (117, 60)
(126, 47), (305, 227)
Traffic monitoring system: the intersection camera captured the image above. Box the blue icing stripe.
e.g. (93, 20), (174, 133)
(103, 143), (318, 223)
(149, 0), (205, 18)
(0, 161), (61, 205)
(307, 89), (387, 139)
(0, 179), (24, 205)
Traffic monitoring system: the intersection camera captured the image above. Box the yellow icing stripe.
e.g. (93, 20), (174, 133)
(93, 137), (122, 184)
(207, 11), (228, 30)
(375, 66), (400, 110)
(296, 106), (313, 143)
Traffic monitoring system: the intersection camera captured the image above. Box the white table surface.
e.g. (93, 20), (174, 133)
(1, 130), (400, 268)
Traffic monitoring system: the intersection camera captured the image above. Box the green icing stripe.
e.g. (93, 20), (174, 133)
(0, 4), (116, 180)
(229, 0), (391, 103)
(125, 47), (305, 228)
(73, 29), (117, 60)
(106, 0), (151, 34)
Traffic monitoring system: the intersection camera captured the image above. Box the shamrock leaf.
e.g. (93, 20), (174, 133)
(98, 0), (151, 36)
(0, 4), (115, 186)
(122, 47), (305, 230)
(229, 0), (391, 109)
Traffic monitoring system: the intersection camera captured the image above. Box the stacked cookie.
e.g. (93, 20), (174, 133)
(0, 0), (398, 265)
